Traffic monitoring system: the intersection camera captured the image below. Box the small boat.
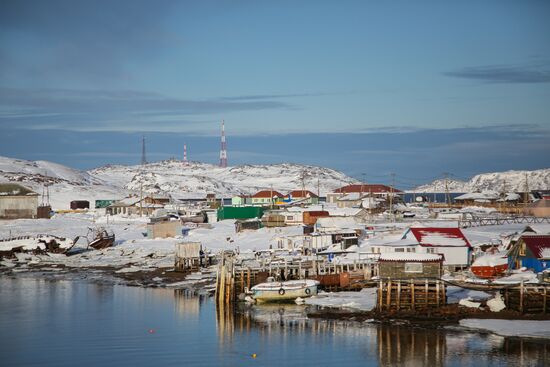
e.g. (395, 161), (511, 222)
(470, 252), (508, 279)
(74, 227), (115, 250)
(88, 228), (115, 250)
(251, 279), (320, 303)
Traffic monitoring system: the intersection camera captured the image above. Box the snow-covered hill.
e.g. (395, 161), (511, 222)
(0, 156), (122, 210)
(412, 169), (550, 193)
(0, 156), (357, 209)
(89, 160), (357, 198)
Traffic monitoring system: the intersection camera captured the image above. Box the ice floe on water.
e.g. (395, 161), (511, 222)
(305, 288), (378, 311)
(460, 319), (550, 339)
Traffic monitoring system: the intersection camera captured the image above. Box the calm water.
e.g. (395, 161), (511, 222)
(1, 276), (548, 367)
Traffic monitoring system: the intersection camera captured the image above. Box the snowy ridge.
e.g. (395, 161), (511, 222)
(89, 159), (357, 198)
(412, 168), (550, 193)
(0, 156), (357, 209)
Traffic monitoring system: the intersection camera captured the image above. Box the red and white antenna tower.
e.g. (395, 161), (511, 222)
(219, 120), (227, 168)
(183, 143), (189, 166)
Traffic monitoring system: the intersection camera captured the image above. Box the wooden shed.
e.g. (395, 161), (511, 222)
(175, 242), (203, 272)
(378, 253), (443, 279)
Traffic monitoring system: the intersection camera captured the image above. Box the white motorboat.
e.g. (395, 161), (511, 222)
(251, 279), (320, 303)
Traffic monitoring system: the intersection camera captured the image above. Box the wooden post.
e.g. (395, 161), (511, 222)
(378, 280), (383, 311)
(246, 268), (251, 291)
(505, 288), (509, 309)
(410, 279), (415, 310)
(386, 279), (392, 310)
(520, 281), (524, 314)
(424, 279), (429, 308)
(397, 281), (401, 310)
(436, 281), (440, 307)
(240, 269), (244, 295)
(544, 287), (547, 314)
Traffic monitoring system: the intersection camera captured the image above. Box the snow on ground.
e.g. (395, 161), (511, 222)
(0, 212), (306, 272)
(305, 288), (377, 311)
(460, 319), (550, 339)
(446, 286), (492, 304)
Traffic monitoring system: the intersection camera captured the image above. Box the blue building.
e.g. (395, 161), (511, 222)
(512, 235), (550, 273)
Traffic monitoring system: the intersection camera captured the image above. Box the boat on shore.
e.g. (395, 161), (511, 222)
(251, 279), (320, 303)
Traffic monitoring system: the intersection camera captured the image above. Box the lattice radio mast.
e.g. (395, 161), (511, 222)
(219, 120), (228, 168)
(141, 135), (147, 165)
(183, 143), (189, 166)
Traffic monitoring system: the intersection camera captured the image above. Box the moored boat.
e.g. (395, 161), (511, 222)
(251, 279), (319, 303)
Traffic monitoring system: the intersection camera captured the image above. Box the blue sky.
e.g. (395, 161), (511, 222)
(0, 1), (549, 187)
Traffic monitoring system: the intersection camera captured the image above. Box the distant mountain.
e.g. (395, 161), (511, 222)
(412, 169), (550, 193)
(0, 156), (357, 209)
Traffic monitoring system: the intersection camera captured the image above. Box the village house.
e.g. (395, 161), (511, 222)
(453, 191), (500, 205)
(70, 200), (90, 210)
(284, 190), (319, 204)
(510, 235), (550, 273)
(336, 192), (367, 208)
(0, 183), (39, 219)
(327, 184), (402, 204)
(378, 253), (444, 279)
(107, 196), (164, 216)
(231, 195), (252, 206)
(366, 227), (472, 271)
(251, 190), (284, 205)
(206, 193), (217, 205)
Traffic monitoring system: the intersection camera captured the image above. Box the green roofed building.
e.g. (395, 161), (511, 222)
(217, 206), (264, 221)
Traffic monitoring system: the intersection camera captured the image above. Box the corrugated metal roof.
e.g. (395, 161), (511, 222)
(379, 253), (443, 262)
(252, 190), (284, 198)
(287, 190), (318, 198)
(409, 227), (471, 247)
(521, 235), (550, 259)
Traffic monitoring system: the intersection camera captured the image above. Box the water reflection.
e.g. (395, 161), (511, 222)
(1, 276), (548, 367)
(206, 296), (550, 367)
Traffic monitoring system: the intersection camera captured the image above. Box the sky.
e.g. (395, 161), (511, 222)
(0, 0), (549, 187)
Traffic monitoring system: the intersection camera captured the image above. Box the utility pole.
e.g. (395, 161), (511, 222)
(270, 184), (273, 209)
(141, 135), (147, 165)
(317, 175), (320, 199)
(389, 173), (395, 222)
(524, 173), (529, 205)
(443, 172), (451, 206)
(140, 181), (143, 217)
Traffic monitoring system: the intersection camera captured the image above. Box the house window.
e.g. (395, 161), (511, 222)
(427, 248), (435, 254)
(406, 248), (416, 253)
(519, 243), (526, 256)
(405, 263), (423, 273)
(395, 248), (405, 253)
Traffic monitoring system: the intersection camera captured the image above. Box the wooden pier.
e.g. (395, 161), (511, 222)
(504, 282), (550, 314)
(377, 279), (447, 312)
